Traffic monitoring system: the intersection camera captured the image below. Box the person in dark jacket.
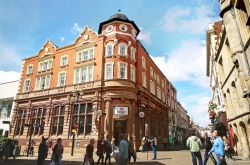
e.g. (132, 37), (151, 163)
(3, 139), (15, 161)
(37, 137), (48, 165)
(203, 133), (213, 165)
(84, 138), (95, 165)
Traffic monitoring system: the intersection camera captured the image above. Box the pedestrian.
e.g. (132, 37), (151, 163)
(140, 136), (146, 152)
(84, 138), (95, 165)
(111, 138), (119, 162)
(148, 135), (157, 160)
(37, 137), (48, 165)
(104, 135), (112, 165)
(208, 130), (227, 165)
(168, 134), (174, 150)
(186, 132), (203, 165)
(96, 136), (104, 165)
(163, 137), (167, 150)
(2, 139), (15, 161)
(128, 136), (136, 163)
(30, 140), (35, 156)
(51, 138), (64, 165)
(203, 132), (213, 165)
(118, 133), (128, 165)
(222, 136), (232, 160)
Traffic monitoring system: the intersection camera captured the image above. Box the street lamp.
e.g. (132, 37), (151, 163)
(71, 89), (84, 156)
(24, 123), (40, 157)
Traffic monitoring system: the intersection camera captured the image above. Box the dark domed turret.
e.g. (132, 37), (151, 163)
(109, 10), (129, 21)
(98, 10), (140, 35)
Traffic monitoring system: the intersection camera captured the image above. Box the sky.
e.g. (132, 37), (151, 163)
(0, 0), (221, 127)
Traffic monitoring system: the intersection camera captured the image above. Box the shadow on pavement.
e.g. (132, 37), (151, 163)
(0, 159), (166, 165)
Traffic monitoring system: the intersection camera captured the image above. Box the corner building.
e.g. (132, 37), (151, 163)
(11, 12), (176, 152)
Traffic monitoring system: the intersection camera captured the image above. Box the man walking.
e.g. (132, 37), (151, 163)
(118, 133), (128, 165)
(203, 133), (213, 165)
(208, 130), (227, 165)
(149, 135), (157, 160)
(186, 132), (203, 165)
(37, 137), (48, 165)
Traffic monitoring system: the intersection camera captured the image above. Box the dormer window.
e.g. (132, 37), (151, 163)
(118, 43), (127, 56)
(119, 24), (127, 32)
(106, 25), (113, 33)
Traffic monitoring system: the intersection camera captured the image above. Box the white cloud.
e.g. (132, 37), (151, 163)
(0, 42), (22, 70)
(184, 95), (211, 127)
(138, 31), (151, 44)
(59, 37), (65, 42)
(151, 40), (209, 88)
(71, 22), (82, 34)
(162, 4), (218, 33)
(0, 70), (20, 83)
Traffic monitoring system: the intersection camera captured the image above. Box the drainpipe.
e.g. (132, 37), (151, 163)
(230, 8), (250, 76)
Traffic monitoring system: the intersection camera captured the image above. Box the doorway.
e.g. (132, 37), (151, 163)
(113, 119), (127, 145)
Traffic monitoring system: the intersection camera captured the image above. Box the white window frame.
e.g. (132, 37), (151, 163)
(150, 67), (153, 78)
(106, 44), (114, 57)
(38, 59), (53, 72)
(73, 65), (94, 84)
(60, 55), (68, 67)
(105, 62), (114, 80)
(142, 56), (146, 69)
(142, 72), (147, 88)
(35, 75), (51, 90)
(130, 46), (136, 60)
(76, 47), (95, 63)
(118, 62), (127, 79)
(130, 64), (136, 82)
(26, 64), (33, 75)
(23, 79), (31, 92)
(118, 43), (127, 56)
(57, 71), (67, 87)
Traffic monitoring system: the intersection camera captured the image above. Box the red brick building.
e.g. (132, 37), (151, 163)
(11, 11), (177, 152)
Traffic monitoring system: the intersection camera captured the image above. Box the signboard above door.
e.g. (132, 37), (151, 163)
(113, 106), (129, 116)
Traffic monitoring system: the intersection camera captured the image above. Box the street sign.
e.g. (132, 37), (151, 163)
(72, 129), (77, 133)
(2, 121), (10, 124)
(139, 111), (145, 118)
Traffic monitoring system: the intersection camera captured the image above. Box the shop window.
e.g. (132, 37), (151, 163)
(15, 109), (26, 136)
(71, 103), (92, 136)
(51, 105), (65, 136)
(30, 107), (46, 136)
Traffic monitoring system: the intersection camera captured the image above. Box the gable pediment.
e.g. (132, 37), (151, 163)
(37, 40), (58, 57)
(75, 26), (98, 46)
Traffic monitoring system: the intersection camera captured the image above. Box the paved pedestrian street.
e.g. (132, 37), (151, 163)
(1, 148), (250, 165)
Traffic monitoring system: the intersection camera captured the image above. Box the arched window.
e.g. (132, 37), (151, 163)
(106, 44), (114, 56)
(118, 43), (127, 56)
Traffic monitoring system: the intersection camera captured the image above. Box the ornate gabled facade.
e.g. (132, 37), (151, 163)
(207, 0), (250, 159)
(11, 11), (176, 153)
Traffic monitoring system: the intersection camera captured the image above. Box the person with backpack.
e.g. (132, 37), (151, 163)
(186, 132), (203, 165)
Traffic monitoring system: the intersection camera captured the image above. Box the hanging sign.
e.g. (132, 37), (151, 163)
(114, 106), (128, 116)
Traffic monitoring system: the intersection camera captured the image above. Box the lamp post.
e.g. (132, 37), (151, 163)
(139, 103), (148, 160)
(25, 123), (40, 157)
(71, 89), (84, 156)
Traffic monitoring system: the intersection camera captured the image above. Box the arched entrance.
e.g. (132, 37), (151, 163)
(239, 121), (250, 159)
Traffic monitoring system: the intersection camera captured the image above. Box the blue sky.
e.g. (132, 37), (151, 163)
(0, 0), (220, 127)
